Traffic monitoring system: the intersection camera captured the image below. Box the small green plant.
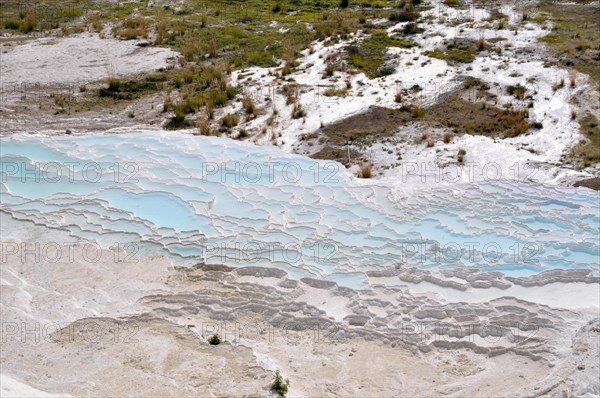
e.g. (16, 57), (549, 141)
(208, 334), (222, 345)
(424, 48), (476, 64)
(107, 79), (121, 93)
(4, 19), (20, 30)
(271, 371), (289, 396)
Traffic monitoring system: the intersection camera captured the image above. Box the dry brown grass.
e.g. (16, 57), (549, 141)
(242, 95), (256, 115)
(442, 132), (452, 143)
(208, 34), (218, 58)
(457, 148), (466, 163)
(179, 34), (202, 61)
(282, 84), (298, 105)
(359, 163), (372, 178)
(476, 36), (488, 52)
(113, 16), (148, 40)
(197, 117), (220, 136)
(394, 91), (402, 103)
(155, 18), (167, 45)
(571, 113), (600, 168)
(424, 97), (530, 138)
(291, 103), (306, 119)
(569, 70), (577, 87)
(411, 106), (425, 118)
(221, 113), (239, 128)
(552, 78), (565, 91)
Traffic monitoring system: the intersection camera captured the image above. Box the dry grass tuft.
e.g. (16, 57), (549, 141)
(291, 103), (306, 119)
(242, 95), (256, 115)
(457, 148), (466, 163)
(359, 163), (372, 178)
(552, 78), (565, 91)
(113, 16), (148, 39)
(569, 70), (577, 87)
(208, 34), (218, 58)
(221, 113), (239, 128)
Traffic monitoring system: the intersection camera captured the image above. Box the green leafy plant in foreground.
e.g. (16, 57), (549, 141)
(208, 334), (222, 345)
(271, 371), (289, 396)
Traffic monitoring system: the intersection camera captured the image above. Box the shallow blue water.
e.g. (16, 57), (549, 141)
(1, 132), (598, 288)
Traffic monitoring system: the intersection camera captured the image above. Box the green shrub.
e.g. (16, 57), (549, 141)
(347, 30), (417, 78)
(4, 19), (20, 30)
(208, 334), (222, 345)
(271, 371), (289, 396)
(108, 79), (122, 92)
(424, 48), (475, 64)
